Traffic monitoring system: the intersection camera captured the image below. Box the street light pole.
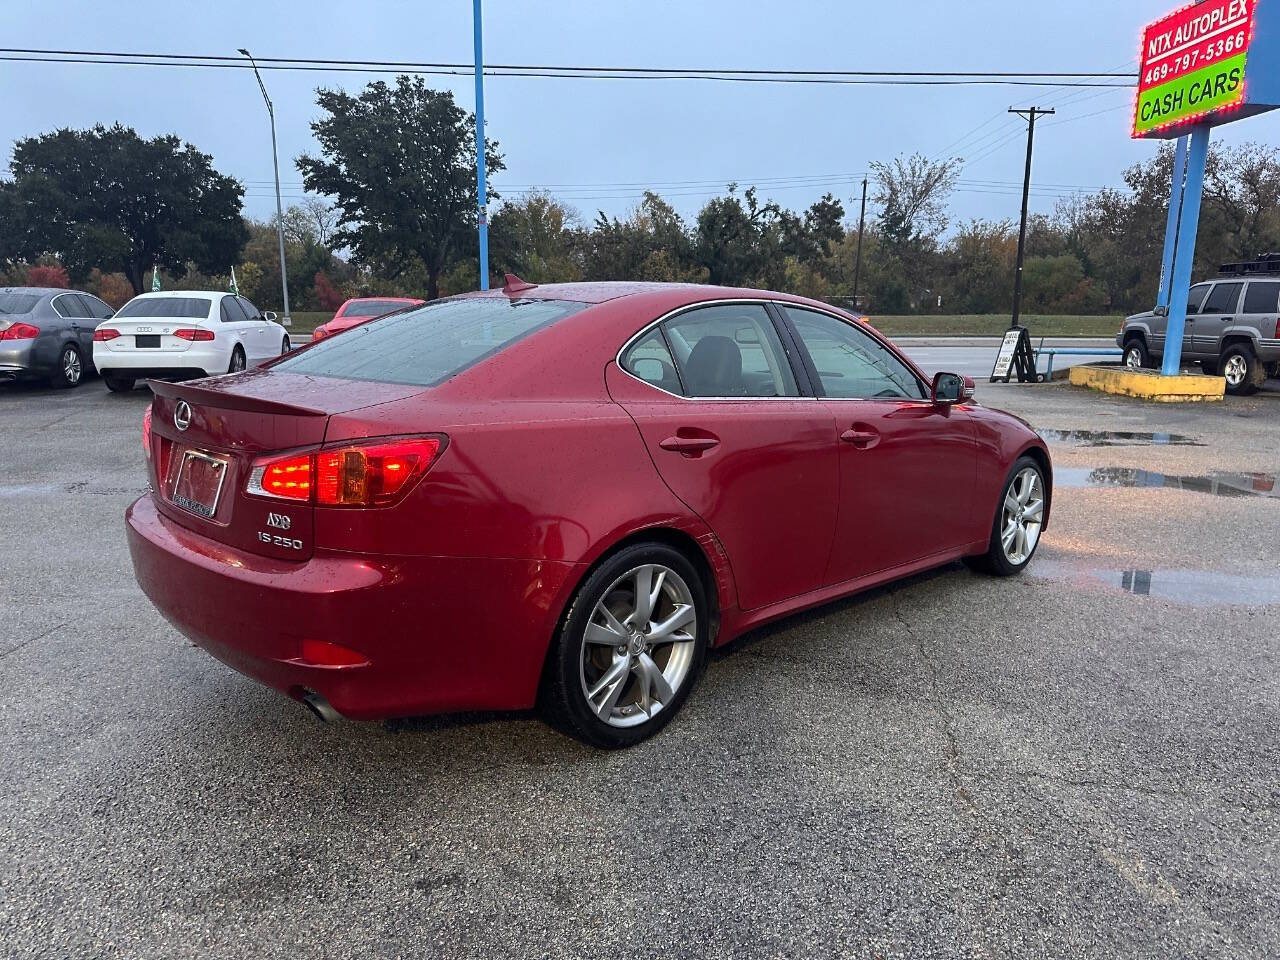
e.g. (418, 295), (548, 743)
(473, 0), (490, 291)
(239, 48), (291, 326)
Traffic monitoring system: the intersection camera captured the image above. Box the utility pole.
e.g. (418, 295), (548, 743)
(239, 48), (291, 327)
(851, 176), (868, 311)
(473, 0), (490, 291)
(1008, 106), (1053, 330)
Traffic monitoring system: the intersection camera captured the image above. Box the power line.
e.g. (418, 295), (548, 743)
(0, 49), (1136, 87)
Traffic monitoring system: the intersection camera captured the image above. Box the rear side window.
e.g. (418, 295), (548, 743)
(1202, 282), (1242, 314)
(621, 329), (683, 394)
(274, 297), (587, 387)
(53, 295), (92, 319)
(1186, 284), (1211, 314)
(340, 299), (411, 318)
(1243, 281), (1280, 313)
(663, 304), (798, 398)
(116, 297), (212, 319)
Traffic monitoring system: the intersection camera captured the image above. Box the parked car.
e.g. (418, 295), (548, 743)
(93, 291), (291, 392)
(125, 280), (1051, 748)
(1118, 261), (1280, 395)
(311, 297), (424, 342)
(0, 286), (115, 388)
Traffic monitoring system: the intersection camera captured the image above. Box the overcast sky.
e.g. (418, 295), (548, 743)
(3, 0), (1278, 232)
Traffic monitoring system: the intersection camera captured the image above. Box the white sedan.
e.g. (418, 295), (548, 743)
(92, 291), (291, 392)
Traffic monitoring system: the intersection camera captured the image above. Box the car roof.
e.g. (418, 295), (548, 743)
(459, 281), (860, 317)
(126, 291), (223, 299)
(0, 287), (82, 297)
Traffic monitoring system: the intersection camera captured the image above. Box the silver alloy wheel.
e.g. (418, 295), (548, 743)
(1223, 353), (1247, 386)
(580, 563), (697, 728)
(1124, 345), (1143, 369)
(62, 347), (81, 384)
(1000, 467), (1045, 566)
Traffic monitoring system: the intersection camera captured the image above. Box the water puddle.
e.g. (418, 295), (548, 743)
(1039, 429), (1204, 447)
(1031, 562), (1280, 606)
(1054, 467), (1279, 499)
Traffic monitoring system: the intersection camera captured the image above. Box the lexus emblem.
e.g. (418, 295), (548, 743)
(174, 400), (192, 432)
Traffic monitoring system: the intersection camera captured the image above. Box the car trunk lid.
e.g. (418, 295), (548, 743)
(147, 371), (424, 560)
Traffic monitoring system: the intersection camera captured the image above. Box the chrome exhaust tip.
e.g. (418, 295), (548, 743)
(300, 689), (343, 723)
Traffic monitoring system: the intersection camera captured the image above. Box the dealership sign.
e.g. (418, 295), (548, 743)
(1134, 0), (1280, 137)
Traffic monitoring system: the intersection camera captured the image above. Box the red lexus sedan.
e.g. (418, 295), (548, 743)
(310, 296), (424, 342)
(126, 280), (1051, 747)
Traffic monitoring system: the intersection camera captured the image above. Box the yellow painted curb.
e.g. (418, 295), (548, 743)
(1068, 364), (1225, 402)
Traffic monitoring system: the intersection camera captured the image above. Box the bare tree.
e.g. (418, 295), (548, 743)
(300, 197), (340, 248)
(870, 154), (962, 250)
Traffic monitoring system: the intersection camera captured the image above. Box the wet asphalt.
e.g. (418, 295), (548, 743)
(1, 371), (1278, 959)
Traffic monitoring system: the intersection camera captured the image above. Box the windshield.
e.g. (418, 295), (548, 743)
(0, 293), (40, 315)
(116, 297), (212, 319)
(276, 297), (587, 387)
(339, 299), (415, 318)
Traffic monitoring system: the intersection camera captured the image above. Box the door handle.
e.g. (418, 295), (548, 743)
(659, 435), (720, 455)
(840, 427), (881, 449)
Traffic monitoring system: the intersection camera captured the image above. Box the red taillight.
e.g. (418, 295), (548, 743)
(172, 328), (215, 341)
(248, 437), (442, 508)
(93, 328), (121, 342)
(256, 453), (313, 501)
(142, 407), (152, 460)
(299, 639), (369, 668)
(1, 322), (39, 340)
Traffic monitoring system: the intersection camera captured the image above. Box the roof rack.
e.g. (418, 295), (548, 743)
(1219, 253), (1280, 275)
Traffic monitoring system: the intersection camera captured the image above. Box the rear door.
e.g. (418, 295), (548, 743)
(778, 305), (979, 584)
(607, 302), (839, 612)
(1194, 281), (1244, 359)
(1239, 280), (1280, 352)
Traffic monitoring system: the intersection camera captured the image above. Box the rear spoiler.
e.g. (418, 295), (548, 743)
(147, 377), (328, 418)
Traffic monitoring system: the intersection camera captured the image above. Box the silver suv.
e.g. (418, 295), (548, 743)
(1117, 274), (1280, 395)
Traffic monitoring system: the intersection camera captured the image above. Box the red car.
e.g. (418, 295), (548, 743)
(126, 281), (1051, 747)
(310, 297), (424, 341)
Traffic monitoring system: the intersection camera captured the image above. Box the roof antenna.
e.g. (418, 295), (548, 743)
(503, 273), (537, 294)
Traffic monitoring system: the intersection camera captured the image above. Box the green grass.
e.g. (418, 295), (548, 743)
(868, 314), (1124, 338)
(280, 311), (330, 335)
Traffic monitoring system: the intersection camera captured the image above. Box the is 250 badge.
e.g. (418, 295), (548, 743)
(258, 531), (303, 550)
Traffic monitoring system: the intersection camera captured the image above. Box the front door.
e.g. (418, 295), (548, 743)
(1193, 280), (1244, 360)
(608, 302), (839, 612)
(777, 305), (979, 585)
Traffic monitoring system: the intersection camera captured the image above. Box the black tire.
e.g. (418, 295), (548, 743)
(281, 336), (291, 354)
(1199, 359), (1219, 376)
(49, 343), (84, 389)
(1220, 343), (1261, 395)
(103, 375), (135, 393)
(541, 542), (709, 749)
(966, 455), (1048, 577)
(228, 345), (246, 374)
(1122, 337), (1152, 370)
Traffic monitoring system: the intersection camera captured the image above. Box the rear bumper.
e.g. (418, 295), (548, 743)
(0, 341), (42, 378)
(100, 367), (211, 382)
(125, 493), (583, 720)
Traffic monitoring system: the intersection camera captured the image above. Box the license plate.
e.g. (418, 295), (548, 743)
(136, 334), (161, 348)
(172, 450), (228, 519)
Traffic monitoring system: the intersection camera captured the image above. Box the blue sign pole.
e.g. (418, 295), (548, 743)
(473, 0), (489, 291)
(1160, 124), (1211, 377)
(1156, 135), (1189, 309)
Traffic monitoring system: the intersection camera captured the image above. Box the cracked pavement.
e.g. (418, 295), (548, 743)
(1, 376), (1278, 958)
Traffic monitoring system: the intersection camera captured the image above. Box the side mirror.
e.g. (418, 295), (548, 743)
(932, 371), (975, 404)
(1153, 305), (1169, 317)
(263, 311), (279, 323)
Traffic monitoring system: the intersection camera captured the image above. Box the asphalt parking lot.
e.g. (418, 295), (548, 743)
(2, 372), (1278, 959)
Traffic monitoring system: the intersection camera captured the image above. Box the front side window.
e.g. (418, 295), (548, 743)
(83, 295), (113, 319)
(116, 297), (213, 320)
(1243, 281), (1280, 314)
(621, 329), (683, 394)
(1202, 282), (1243, 315)
(1186, 283), (1211, 314)
(274, 296), (588, 387)
(783, 306), (926, 400)
(662, 304), (798, 398)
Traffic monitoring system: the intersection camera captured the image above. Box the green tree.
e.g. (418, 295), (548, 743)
(490, 192), (583, 282)
(1, 124), (247, 293)
(297, 77), (504, 299)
